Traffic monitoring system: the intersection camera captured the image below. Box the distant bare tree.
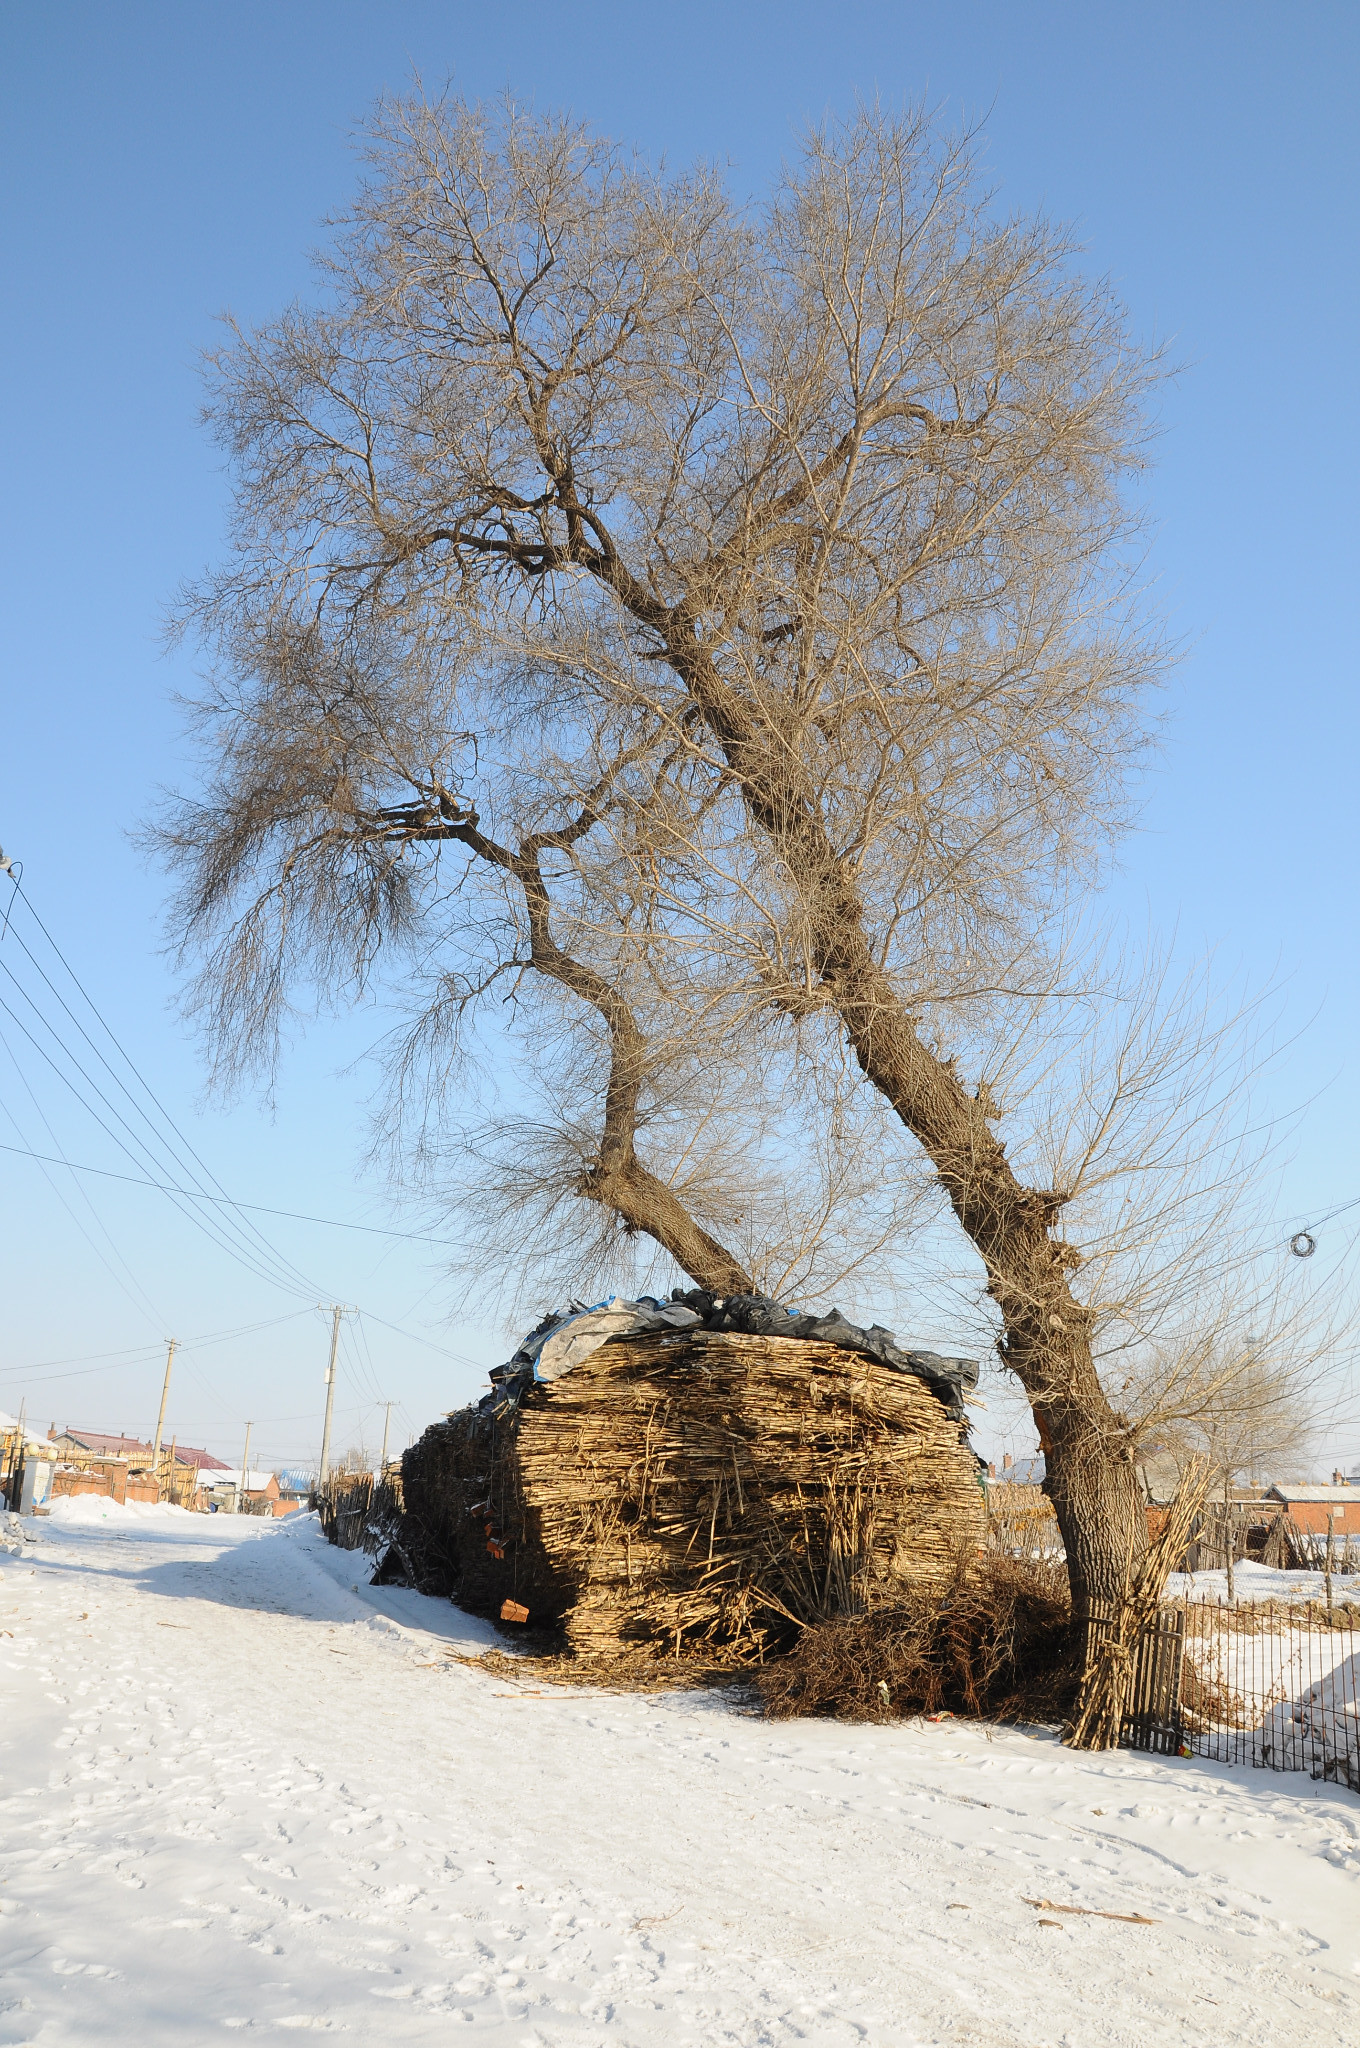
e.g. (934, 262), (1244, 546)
(173, 91), (1175, 1630)
(1189, 1349), (1317, 1596)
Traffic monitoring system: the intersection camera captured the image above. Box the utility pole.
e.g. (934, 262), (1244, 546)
(151, 1337), (177, 1497)
(238, 1421), (252, 1515)
(379, 1401), (393, 1476)
(317, 1305), (353, 1485)
(3, 1399), (25, 1507)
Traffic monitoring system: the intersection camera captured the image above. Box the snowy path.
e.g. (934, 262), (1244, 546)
(2, 1506), (1358, 2047)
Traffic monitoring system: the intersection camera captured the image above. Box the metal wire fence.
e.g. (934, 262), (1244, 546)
(1125, 1597), (1360, 1791)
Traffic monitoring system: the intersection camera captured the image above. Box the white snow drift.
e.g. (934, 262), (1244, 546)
(1, 1502), (1359, 2045)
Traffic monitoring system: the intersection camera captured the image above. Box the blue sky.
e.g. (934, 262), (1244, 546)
(1, 2), (1357, 1470)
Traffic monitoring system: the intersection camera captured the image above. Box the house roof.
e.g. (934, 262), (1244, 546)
(275, 1467), (316, 1494)
(53, 1430), (231, 1470)
(1266, 1484), (1358, 1504)
(989, 1456), (1045, 1487)
(59, 1430), (153, 1460)
(197, 1468), (278, 1493)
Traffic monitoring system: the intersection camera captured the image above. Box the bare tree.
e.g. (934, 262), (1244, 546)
(156, 621), (929, 1315)
(175, 93), (1173, 1627)
(1189, 1350), (1316, 1598)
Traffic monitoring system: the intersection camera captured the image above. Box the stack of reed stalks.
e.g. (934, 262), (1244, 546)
(399, 1328), (984, 1665)
(1066, 1458), (1212, 1751)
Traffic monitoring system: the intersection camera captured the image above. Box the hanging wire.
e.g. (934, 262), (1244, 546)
(0, 980), (321, 1298)
(0, 1032), (168, 1331)
(0, 1311), (313, 1387)
(1287, 1191), (1360, 1257)
(0, 880), (327, 1297)
(0, 1139), (453, 1242)
(0, 870), (467, 1426)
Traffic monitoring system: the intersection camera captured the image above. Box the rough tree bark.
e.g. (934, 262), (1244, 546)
(647, 607), (1146, 1620)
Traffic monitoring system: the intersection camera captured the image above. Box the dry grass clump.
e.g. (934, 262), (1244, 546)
(1177, 1655), (1250, 1731)
(756, 1554), (1073, 1724)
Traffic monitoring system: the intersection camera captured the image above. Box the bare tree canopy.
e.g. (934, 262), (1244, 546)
(167, 92), (1182, 1629)
(156, 617), (930, 1314)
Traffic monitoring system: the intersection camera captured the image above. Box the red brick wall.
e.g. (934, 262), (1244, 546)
(1284, 1499), (1360, 1535)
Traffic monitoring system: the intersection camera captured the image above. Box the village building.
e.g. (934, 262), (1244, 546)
(1, 1412), (62, 1513)
(1264, 1482), (1360, 1537)
(36, 1427), (232, 1510)
(198, 1467), (299, 1517)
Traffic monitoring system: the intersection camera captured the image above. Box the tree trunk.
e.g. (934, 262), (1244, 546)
(578, 1151), (753, 1297)
(378, 800), (756, 1300)
(654, 633), (1150, 1637)
(1040, 1372), (1150, 1624)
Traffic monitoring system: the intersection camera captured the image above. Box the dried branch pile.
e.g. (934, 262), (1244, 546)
(756, 1553), (1073, 1723)
(399, 1329), (984, 1664)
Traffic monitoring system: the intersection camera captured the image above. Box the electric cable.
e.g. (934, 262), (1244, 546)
(358, 1308), (484, 1369)
(0, 1311), (312, 1386)
(0, 1030), (167, 1330)
(1286, 1190), (1360, 1257)
(0, 1140), (453, 1242)
(1, 876), (464, 1422)
(0, 982), (319, 1298)
(5, 882), (329, 1297)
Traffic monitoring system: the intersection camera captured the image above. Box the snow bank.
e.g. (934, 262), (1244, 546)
(1256, 1651), (1360, 1790)
(43, 1492), (199, 1527)
(5, 1499), (1360, 2043)
(1168, 1561), (1360, 1604)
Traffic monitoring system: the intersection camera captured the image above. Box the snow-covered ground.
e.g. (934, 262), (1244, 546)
(1168, 1563), (1360, 1604)
(2, 1504), (1359, 2047)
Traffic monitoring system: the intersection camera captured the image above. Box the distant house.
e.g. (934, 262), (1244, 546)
(42, 1429), (231, 1510)
(170, 1444), (233, 1476)
(984, 1451), (1045, 1486)
(275, 1468), (314, 1510)
(51, 1428), (230, 1475)
(1264, 1483), (1360, 1537)
(1, 1413), (61, 1512)
(52, 1428), (154, 1462)
(197, 1467), (298, 1518)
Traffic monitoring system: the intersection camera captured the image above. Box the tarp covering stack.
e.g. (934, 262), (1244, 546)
(396, 1294), (985, 1665)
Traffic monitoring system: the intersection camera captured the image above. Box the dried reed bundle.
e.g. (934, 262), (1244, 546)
(1066, 1457), (1211, 1750)
(399, 1330), (984, 1665)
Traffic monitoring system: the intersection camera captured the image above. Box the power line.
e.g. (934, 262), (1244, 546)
(0, 1139), (453, 1243)
(0, 883), (327, 1298)
(0, 1311), (312, 1385)
(0, 1027), (167, 1330)
(8, 883), (321, 1281)
(359, 1308), (484, 1369)
(2, 879), (325, 1295)
(0, 984), (319, 1299)
(0, 873), (469, 1417)
(1286, 1189), (1360, 1256)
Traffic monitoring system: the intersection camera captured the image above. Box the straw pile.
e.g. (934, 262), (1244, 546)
(399, 1327), (984, 1665)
